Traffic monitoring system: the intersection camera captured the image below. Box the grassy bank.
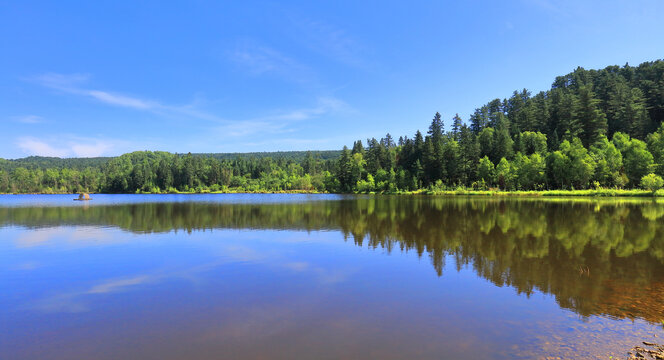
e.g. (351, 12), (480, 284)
(415, 188), (664, 197)
(2, 188), (663, 197)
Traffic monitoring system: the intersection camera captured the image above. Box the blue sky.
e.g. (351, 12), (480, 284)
(1, 1), (663, 159)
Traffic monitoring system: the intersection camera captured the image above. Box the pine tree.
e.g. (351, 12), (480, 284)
(576, 85), (607, 147)
(381, 133), (395, 148)
(451, 113), (463, 141)
(351, 140), (364, 155)
(470, 106), (489, 134)
(336, 146), (353, 192)
(428, 112), (445, 143)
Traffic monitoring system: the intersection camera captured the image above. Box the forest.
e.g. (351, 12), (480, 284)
(2, 60), (664, 194)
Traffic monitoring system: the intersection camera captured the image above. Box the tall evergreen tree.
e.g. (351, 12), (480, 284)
(451, 113), (463, 141)
(576, 85), (608, 147)
(351, 140), (365, 155)
(428, 112), (445, 143)
(336, 146), (353, 192)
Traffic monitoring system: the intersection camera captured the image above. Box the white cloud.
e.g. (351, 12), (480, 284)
(31, 72), (226, 122)
(33, 73), (89, 89)
(16, 136), (132, 158)
(87, 90), (154, 109)
(216, 120), (294, 137)
(212, 96), (351, 138)
(70, 141), (115, 157)
(263, 96), (349, 121)
(17, 138), (70, 157)
(14, 115), (44, 124)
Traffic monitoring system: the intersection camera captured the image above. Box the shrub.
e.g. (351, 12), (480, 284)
(640, 173), (664, 193)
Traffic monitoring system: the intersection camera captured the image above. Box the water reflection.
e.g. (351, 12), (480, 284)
(2, 196), (663, 325)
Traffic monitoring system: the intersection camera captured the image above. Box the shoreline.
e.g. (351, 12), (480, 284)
(0, 189), (662, 197)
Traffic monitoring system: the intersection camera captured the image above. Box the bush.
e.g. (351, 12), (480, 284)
(640, 173), (664, 193)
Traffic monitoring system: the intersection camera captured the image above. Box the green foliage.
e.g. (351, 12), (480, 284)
(613, 132), (654, 186)
(478, 156), (495, 185)
(519, 131), (548, 155)
(496, 158), (514, 190)
(641, 173), (664, 193)
(546, 138), (595, 189)
(647, 123), (664, 177)
(590, 136), (624, 187)
(514, 152), (546, 190)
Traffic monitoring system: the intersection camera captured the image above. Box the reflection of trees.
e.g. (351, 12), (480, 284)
(2, 197), (664, 323)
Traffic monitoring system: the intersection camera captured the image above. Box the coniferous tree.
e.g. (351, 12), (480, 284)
(428, 112), (445, 143)
(576, 85), (608, 147)
(458, 125), (479, 185)
(470, 106), (489, 134)
(351, 140), (365, 155)
(451, 114), (463, 141)
(336, 146), (353, 192)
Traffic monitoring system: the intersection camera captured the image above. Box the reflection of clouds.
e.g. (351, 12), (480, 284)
(31, 293), (90, 313)
(221, 245), (269, 263)
(21, 229), (354, 314)
(284, 261), (309, 271)
(11, 261), (41, 270)
(12, 226), (337, 249)
(26, 257), (355, 314)
(284, 261), (356, 285)
(211, 303), (303, 340)
(25, 253), (245, 314)
(28, 274), (158, 313)
(88, 275), (152, 294)
(15, 226), (116, 248)
(15, 228), (66, 247)
(315, 267), (354, 285)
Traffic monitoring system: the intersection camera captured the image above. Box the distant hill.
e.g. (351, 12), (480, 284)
(0, 150), (341, 171)
(0, 156), (112, 171)
(193, 150), (341, 161)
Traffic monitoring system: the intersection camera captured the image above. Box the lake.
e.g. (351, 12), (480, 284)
(1, 194), (663, 359)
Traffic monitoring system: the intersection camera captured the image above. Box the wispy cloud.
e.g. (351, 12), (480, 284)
(86, 90), (154, 109)
(70, 141), (116, 157)
(212, 96), (350, 138)
(266, 96), (349, 121)
(30, 73), (225, 121)
(215, 120), (295, 137)
(289, 16), (370, 69)
(17, 138), (70, 157)
(27, 72), (353, 150)
(230, 42), (315, 83)
(17, 136), (133, 158)
(13, 115), (45, 124)
(524, 0), (569, 16)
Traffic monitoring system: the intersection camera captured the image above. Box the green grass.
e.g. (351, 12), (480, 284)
(3, 187), (663, 197)
(417, 188), (663, 197)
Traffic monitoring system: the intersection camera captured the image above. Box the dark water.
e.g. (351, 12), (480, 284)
(1, 194), (663, 359)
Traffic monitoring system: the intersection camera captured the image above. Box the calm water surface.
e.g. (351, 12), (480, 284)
(1, 194), (663, 359)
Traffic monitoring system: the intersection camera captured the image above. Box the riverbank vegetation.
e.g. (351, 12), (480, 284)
(2, 60), (664, 195)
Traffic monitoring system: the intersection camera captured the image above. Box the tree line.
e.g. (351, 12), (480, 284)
(2, 60), (664, 194)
